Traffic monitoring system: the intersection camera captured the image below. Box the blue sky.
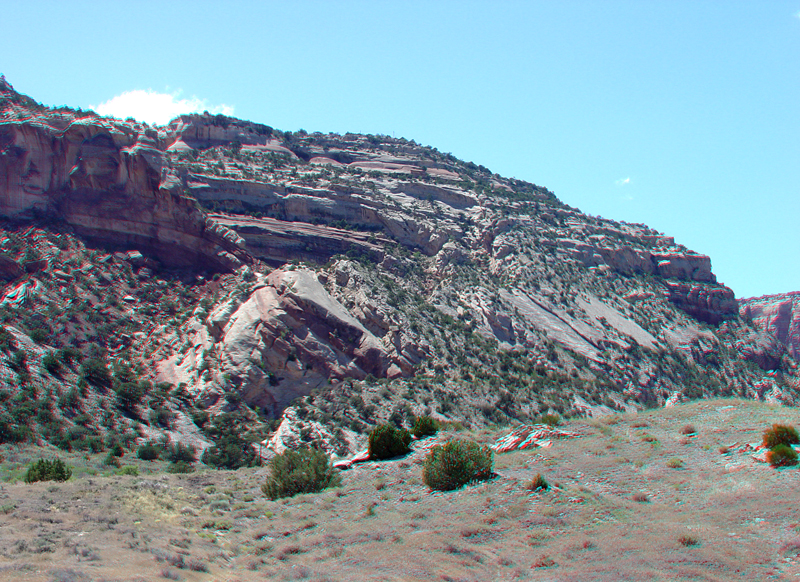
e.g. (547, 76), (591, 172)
(2, 1), (798, 299)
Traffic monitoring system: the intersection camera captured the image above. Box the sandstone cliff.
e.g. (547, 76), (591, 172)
(0, 80), (246, 271)
(0, 78), (796, 459)
(740, 292), (800, 364)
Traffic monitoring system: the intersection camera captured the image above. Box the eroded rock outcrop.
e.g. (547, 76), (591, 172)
(0, 82), (247, 271)
(740, 292), (800, 361)
(663, 281), (737, 325)
(157, 267), (407, 416)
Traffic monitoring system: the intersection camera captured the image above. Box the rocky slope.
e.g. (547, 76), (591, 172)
(0, 76), (797, 459)
(739, 292), (800, 367)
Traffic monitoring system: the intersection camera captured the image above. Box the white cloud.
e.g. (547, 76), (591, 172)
(615, 177), (631, 186)
(90, 89), (234, 125)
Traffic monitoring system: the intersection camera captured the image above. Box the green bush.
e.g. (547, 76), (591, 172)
(539, 414), (560, 427)
(116, 466), (139, 476)
(200, 412), (260, 470)
(262, 447), (341, 500)
(202, 435), (260, 470)
(137, 441), (161, 461)
(768, 444), (798, 468)
(368, 424), (411, 460)
(29, 327), (48, 344)
(81, 358), (111, 387)
(24, 458), (72, 483)
(763, 424), (799, 449)
(412, 415), (438, 438)
(58, 347), (82, 366)
(114, 381), (146, 411)
(41, 353), (62, 376)
(422, 439), (493, 491)
(166, 442), (197, 463)
(0, 326), (16, 352)
(528, 473), (549, 491)
(103, 451), (120, 467)
(167, 461), (195, 474)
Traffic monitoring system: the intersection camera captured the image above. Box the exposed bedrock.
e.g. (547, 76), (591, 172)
(664, 281), (738, 325)
(0, 114), (247, 271)
(740, 292), (800, 361)
(211, 214), (386, 266)
(158, 267), (412, 417)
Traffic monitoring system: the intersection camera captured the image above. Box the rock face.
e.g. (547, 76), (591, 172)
(664, 281), (738, 325)
(740, 292), (800, 362)
(0, 82), (246, 271)
(157, 267), (408, 416)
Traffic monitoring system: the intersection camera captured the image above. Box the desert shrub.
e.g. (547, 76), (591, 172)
(24, 458), (72, 483)
(0, 416), (31, 444)
(9, 350), (27, 373)
(166, 442), (197, 463)
(422, 439), (494, 491)
(58, 347), (82, 366)
(679, 424), (696, 435)
(137, 441), (161, 460)
(0, 326), (16, 352)
(57, 387), (81, 409)
(767, 444), (798, 468)
(412, 415), (438, 438)
(527, 473), (549, 491)
(666, 458), (684, 468)
(103, 451), (120, 467)
(114, 381), (146, 411)
(29, 327), (48, 344)
(81, 358), (111, 387)
(678, 534), (699, 547)
(202, 435), (260, 470)
(149, 406), (174, 429)
(167, 461), (195, 474)
(763, 424), (799, 449)
(368, 424), (411, 460)
(261, 447), (341, 500)
(539, 414), (560, 427)
(201, 412), (260, 470)
(41, 353), (62, 375)
(116, 466), (139, 476)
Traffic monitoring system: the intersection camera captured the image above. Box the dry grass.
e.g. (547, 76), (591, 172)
(0, 399), (799, 581)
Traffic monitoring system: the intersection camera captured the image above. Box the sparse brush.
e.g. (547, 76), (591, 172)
(527, 473), (549, 491)
(666, 458), (683, 468)
(166, 442), (197, 463)
(679, 424), (696, 435)
(137, 441), (161, 461)
(41, 352), (62, 375)
(186, 559), (208, 572)
(632, 492), (649, 503)
(368, 424), (411, 460)
(262, 447), (341, 500)
(412, 415), (438, 438)
(532, 555), (556, 568)
(539, 414), (560, 427)
(767, 444), (798, 468)
(167, 461), (195, 474)
(422, 439), (493, 491)
(763, 424), (799, 449)
(678, 534), (699, 547)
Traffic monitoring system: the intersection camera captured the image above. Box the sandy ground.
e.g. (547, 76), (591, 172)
(1, 398), (799, 582)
